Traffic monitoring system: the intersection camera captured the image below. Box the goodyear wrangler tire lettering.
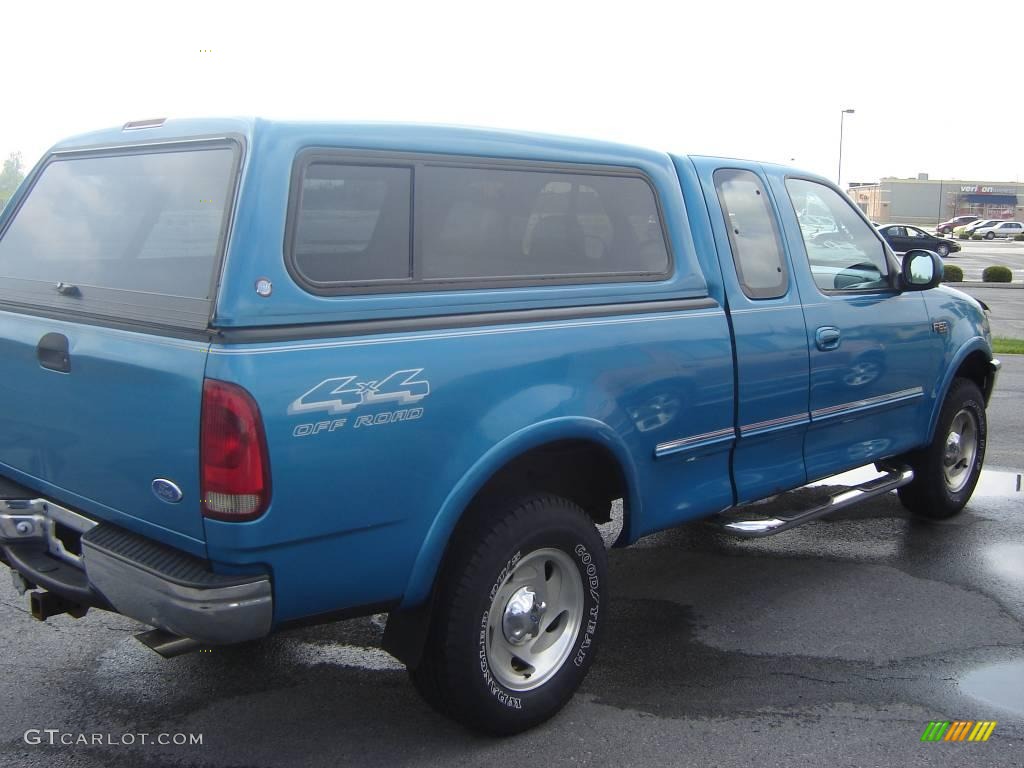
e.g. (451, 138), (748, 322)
(489, 552), (522, 601)
(478, 611), (523, 709)
(573, 543), (600, 667)
(409, 495), (608, 735)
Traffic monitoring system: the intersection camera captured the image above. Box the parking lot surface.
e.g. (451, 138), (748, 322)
(1, 361), (1022, 768)
(942, 239), (1024, 284)
(960, 283), (1024, 339)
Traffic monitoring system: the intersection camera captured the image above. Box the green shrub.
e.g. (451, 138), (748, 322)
(971, 234), (984, 240)
(1014, 234), (1024, 241)
(982, 265), (1013, 283)
(942, 264), (964, 282)
(957, 233), (971, 240)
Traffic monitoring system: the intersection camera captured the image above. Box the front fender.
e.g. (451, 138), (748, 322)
(927, 336), (992, 443)
(397, 416), (640, 608)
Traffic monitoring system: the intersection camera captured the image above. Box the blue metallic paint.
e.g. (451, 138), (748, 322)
(763, 168), (943, 481)
(400, 416), (640, 608)
(922, 286), (992, 441)
(691, 158), (811, 503)
(221, 120), (709, 326)
(0, 311), (209, 556)
(204, 306), (735, 621)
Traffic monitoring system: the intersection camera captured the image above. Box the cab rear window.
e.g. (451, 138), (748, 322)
(0, 142), (238, 329)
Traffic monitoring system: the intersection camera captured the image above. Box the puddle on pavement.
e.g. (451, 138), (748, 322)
(970, 468), (1023, 497)
(984, 543), (1024, 583)
(959, 661), (1024, 717)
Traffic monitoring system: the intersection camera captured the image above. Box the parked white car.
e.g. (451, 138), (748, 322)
(972, 221), (1024, 239)
(954, 219), (1001, 237)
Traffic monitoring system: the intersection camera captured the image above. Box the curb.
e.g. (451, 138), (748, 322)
(945, 282), (1024, 290)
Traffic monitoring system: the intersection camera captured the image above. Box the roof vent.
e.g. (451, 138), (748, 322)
(122, 118), (167, 131)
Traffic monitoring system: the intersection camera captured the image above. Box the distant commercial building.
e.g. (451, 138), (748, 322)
(846, 175), (1024, 226)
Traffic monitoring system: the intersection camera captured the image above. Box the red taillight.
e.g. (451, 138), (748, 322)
(201, 379), (271, 521)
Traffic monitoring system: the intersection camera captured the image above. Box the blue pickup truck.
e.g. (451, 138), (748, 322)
(0, 119), (999, 734)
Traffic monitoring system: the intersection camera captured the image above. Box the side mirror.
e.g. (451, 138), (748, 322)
(901, 249), (942, 291)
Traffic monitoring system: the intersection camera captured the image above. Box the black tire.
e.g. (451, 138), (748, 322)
(936, 244), (949, 257)
(985, 232), (995, 240)
(897, 378), (986, 519)
(410, 495), (606, 735)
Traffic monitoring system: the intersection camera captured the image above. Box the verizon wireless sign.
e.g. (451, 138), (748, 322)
(959, 184), (1018, 195)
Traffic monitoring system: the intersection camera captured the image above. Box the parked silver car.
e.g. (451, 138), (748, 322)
(972, 221), (1024, 239)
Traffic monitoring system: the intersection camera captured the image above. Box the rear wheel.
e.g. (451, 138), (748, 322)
(985, 231), (995, 240)
(897, 378), (986, 519)
(410, 494), (606, 735)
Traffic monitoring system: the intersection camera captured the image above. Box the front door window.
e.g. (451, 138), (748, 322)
(787, 179), (889, 293)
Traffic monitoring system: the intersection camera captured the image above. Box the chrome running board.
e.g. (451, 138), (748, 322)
(708, 466), (914, 538)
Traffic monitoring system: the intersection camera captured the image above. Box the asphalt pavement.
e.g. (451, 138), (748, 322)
(1, 361), (1022, 768)
(957, 283), (1024, 340)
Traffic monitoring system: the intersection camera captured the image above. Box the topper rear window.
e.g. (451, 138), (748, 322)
(0, 141), (239, 329)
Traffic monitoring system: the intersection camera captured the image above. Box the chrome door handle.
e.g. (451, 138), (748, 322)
(815, 326), (841, 351)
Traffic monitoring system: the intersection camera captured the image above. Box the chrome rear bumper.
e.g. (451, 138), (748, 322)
(0, 496), (272, 645)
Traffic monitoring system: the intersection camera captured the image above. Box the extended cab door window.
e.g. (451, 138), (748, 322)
(713, 169), (788, 299)
(786, 179), (890, 293)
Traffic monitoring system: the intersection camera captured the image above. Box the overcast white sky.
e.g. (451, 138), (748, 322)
(4, 0), (1023, 184)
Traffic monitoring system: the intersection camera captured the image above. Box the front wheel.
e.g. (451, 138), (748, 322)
(936, 244), (950, 257)
(411, 495), (607, 735)
(897, 378), (986, 518)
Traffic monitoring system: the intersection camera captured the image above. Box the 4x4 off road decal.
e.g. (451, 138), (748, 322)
(288, 369), (430, 437)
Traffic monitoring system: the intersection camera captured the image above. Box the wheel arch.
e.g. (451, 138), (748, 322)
(397, 417), (640, 611)
(927, 339), (996, 443)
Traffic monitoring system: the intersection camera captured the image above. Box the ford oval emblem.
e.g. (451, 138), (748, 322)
(152, 479), (184, 504)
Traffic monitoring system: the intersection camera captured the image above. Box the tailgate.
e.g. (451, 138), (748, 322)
(0, 139), (240, 550)
(0, 313), (210, 545)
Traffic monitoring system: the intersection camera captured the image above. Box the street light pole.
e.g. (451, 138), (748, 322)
(837, 108), (855, 188)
